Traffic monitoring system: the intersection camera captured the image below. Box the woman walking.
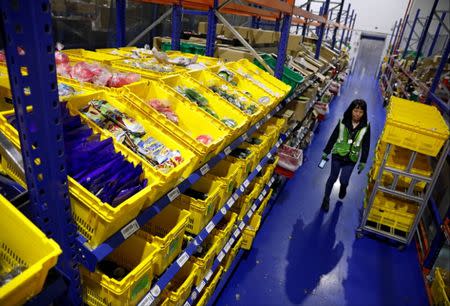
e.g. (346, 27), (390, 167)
(320, 99), (371, 212)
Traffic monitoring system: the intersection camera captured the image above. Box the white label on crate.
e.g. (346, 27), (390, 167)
(121, 220), (140, 240)
(205, 269), (213, 281)
(242, 133), (248, 141)
(240, 185), (245, 193)
(233, 193), (239, 201)
(220, 207), (227, 215)
(256, 122), (261, 129)
(183, 302), (191, 306)
(217, 251), (225, 262)
(138, 293), (155, 306)
(251, 204), (257, 211)
(206, 221), (215, 233)
(227, 198), (235, 208)
(229, 237), (235, 245)
(176, 252), (189, 267)
(233, 228), (241, 238)
(247, 210), (253, 218)
(239, 221), (245, 230)
(258, 194), (264, 202)
(224, 146), (232, 155)
(200, 164), (210, 175)
(197, 280), (206, 293)
(150, 285), (161, 297)
(224, 241), (231, 253)
(243, 179), (250, 187)
(267, 152), (272, 159)
(168, 187), (181, 202)
(256, 164), (262, 172)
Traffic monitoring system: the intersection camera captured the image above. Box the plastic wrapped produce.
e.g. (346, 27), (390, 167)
(147, 99), (179, 124)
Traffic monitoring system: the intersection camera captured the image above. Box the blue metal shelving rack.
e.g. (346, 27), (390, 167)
(0, 1), (351, 304)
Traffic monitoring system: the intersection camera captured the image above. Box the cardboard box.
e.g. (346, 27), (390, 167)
(253, 29), (273, 44)
(235, 26), (251, 40)
(198, 22), (224, 35)
(216, 47), (254, 62)
(51, 0), (67, 14)
(289, 98), (313, 121)
(67, 1), (96, 15)
(287, 34), (301, 52)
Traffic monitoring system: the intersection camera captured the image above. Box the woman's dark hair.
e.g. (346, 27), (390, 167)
(343, 99), (368, 125)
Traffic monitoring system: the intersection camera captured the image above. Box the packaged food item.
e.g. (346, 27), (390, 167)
(147, 99), (179, 124)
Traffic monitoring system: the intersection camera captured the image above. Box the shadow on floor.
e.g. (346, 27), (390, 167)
(285, 202), (344, 304)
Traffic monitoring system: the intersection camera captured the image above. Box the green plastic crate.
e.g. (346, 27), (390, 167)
(253, 54), (304, 94)
(160, 42), (205, 55)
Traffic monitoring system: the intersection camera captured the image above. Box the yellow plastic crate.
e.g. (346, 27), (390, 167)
(240, 135), (271, 163)
(206, 159), (242, 204)
(222, 237), (243, 272)
(208, 65), (278, 113)
(63, 48), (123, 65)
(95, 48), (153, 59)
(0, 109), (157, 248)
(0, 195), (61, 306)
(118, 47), (154, 58)
(172, 176), (225, 235)
(160, 261), (200, 306)
(366, 192), (419, 236)
(241, 213), (262, 250)
(122, 81), (228, 163)
(0, 75), (13, 111)
(111, 58), (183, 80)
(81, 235), (159, 306)
(382, 97), (449, 157)
(162, 74), (250, 140)
(212, 212), (238, 251)
(226, 147), (257, 179)
(166, 52), (220, 68)
(264, 116), (288, 135)
(431, 268), (450, 306)
(263, 155), (279, 180)
(188, 69), (265, 124)
(195, 266), (224, 306)
(137, 206), (190, 276)
(226, 59), (291, 100)
(67, 91), (197, 188)
(254, 125), (279, 148)
(231, 183), (262, 220)
(190, 233), (222, 282)
(256, 188), (273, 215)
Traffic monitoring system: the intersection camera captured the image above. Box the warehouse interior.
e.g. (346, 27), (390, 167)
(0, 1), (449, 306)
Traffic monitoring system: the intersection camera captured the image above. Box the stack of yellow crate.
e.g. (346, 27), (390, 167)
(365, 97), (449, 238)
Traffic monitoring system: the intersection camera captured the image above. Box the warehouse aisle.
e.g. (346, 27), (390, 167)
(215, 39), (429, 306)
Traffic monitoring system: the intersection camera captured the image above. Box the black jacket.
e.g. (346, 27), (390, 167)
(323, 119), (371, 164)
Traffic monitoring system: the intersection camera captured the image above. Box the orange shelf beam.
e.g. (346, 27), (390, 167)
(292, 7), (327, 24)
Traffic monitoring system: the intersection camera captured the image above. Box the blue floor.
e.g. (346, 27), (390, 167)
(215, 39), (429, 306)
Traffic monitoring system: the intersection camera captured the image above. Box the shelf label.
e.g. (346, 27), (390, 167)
(205, 269), (213, 281)
(247, 210), (253, 218)
(233, 193), (239, 201)
(233, 228), (241, 238)
(168, 187), (181, 202)
(150, 285), (161, 297)
(183, 302), (191, 306)
(251, 204), (257, 211)
(241, 133), (248, 141)
(229, 237), (235, 245)
(265, 114), (270, 121)
(224, 146), (232, 155)
(176, 252), (189, 267)
(121, 220), (140, 239)
(220, 207), (227, 215)
(277, 139), (282, 146)
(256, 122), (261, 129)
(190, 291), (198, 301)
(196, 280), (206, 293)
(262, 189), (267, 196)
(227, 198), (235, 208)
(200, 164), (210, 175)
(243, 179), (250, 187)
(217, 251), (225, 262)
(206, 221), (215, 233)
(239, 221), (245, 230)
(267, 152), (272, 159)
(276, 105), (281, 112)
(258, 194), (264, 202)
(270, 177), (275, 185)
(256, 164), (262, 172)
(138, 293), (155, 306)
(240, 185), (245, 193)
(224, 241), (231, 253)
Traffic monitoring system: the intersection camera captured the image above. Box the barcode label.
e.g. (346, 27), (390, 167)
(176, 252), (189, 267)
(168, 187), (181, 201)
(239, 222), (245, 230)
(233, 228), (240, 238)
(258, 194), (264, 201)
(247, 211), (253, 218)
(121, 220), (140, 239)
(224, 241), (231, 253)
(229, 237), (235, 245)
(220, 207), (227, 215)
(242, 133), (248, 141)
(240, 185), (245, 193)
(256, 122), (261, 129)
(183, 302), (191, 306)
(276, 105), (281, 112)
(267, 152), (272, 159)
(265, 114), (270, 120)
(200, 164), (210, 175)
(233, 194), (239, 201)
(205, 269), (213, 281)
(206, 221), (215, 233)
(224, 146), (232, 155)
(256, 164), (262, 172)
(243, 179), (249, 187)
(190, 291), (198, 301)
(217, 251), (225, 262)
(138, 293), (155, 306)
(151, 285), (161, 297)
(227, 198), (235, 208)
(270, 177), (275, 184)
(197, 280), (206, 293)
(262, 189), (267, 196)
(277, 139), (282, 146)
(251, 204), (257, 211)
